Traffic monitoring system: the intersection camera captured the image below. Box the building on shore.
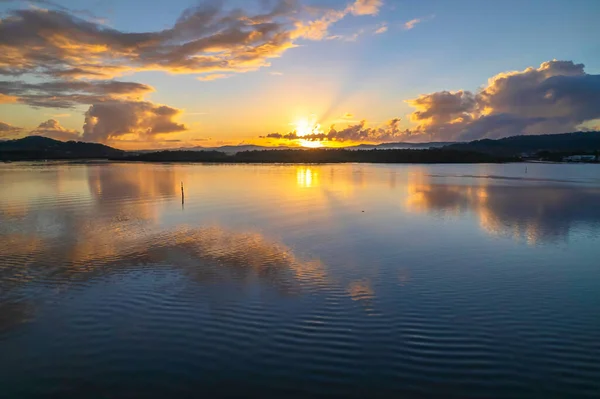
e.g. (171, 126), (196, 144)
(563, 154), (597, 162)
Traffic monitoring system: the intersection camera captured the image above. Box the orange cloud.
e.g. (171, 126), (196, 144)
(403, 18), (422, 30)
(293, 9), (347, 41)
(374, 23), (388, 34)
(350, 0), (383, 16)
(0, 1), (374, 80)
(0, 6), (297, 79)
(0, 121), (23, 137)
(0, 93), (18, 103)
(293, 1), (382, 41)
(30, 119), (80, 141)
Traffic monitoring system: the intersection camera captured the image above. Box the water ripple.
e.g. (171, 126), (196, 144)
(1, 163), (600, 398)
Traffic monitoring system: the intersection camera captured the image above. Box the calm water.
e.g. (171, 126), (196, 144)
(1, 162), (600, 398)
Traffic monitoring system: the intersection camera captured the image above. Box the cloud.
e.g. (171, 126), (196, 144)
(374, 23), (388, 34)
(327, 33), (360, 42)
(293, 9), (348, 40)
(0, 120), (23, 137)
(269, 71), (283, 76)
(327, 28), (365, 42)
(0, 80), (153, 108)
(0, 5), (297, 78)
(263, 132), (283, 139)
(29, 118), (80, 141)
(350, 0), (383, 16)
(83, 100), (187, 143)
(333, 112), (361, 124)
(0, 93), (18, 103)
(265, 117), (412, 142)
(47, 66), (131, 80)
(0, 1), (377, 81)
(292, 1), (381, 41)
(403, 18), (422, 30)
(408, 90), (476, 126)
(405, 60), (600, 141)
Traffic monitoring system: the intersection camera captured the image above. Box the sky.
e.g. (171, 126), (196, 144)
(0, 0), (599, 149)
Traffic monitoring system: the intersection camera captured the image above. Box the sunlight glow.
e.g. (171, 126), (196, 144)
(299, 139), (323, 148)
(293, 117), (322, 136)
(294, 118), (315, 137)
(292, 116), (325, 148)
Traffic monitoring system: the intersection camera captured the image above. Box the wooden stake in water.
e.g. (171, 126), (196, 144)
(181, 181), (185, 206)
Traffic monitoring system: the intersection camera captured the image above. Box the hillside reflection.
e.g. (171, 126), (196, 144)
(405, 174), (600, 244)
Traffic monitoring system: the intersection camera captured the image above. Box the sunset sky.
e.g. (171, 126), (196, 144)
(1, 0), (599, 149)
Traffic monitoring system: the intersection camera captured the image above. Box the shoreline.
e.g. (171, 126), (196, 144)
(2, 158), (519, 165)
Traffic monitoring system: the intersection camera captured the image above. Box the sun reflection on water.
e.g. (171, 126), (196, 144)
(296, 167), (319, 188)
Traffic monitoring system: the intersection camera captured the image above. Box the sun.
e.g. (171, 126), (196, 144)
(294, 118), (311, 137)
(292, 116), (324, 147)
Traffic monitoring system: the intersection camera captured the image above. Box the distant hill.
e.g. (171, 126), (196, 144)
(118, 148), (513, 164)
(159, 141), (453, 153)
(348, 142), (454, 150)
(445, 132), (600, 156)
(163, 144), (295, 154)
(2, 132), (599, 162)
(0, 136), (124, 161)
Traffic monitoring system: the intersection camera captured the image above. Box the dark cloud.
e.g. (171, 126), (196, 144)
(408, 90), (476, 126)
(83, 101), (187, 142)
(0, 120), (22, 137)
(47, 66), (130, 80)
(0, 80), (153, 108)
(407, 60), (600, 141)
(29, 119), (80, 141)
(266, 118), (413, 142)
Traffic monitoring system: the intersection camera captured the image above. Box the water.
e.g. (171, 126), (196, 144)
(1, 162), (599, 398)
